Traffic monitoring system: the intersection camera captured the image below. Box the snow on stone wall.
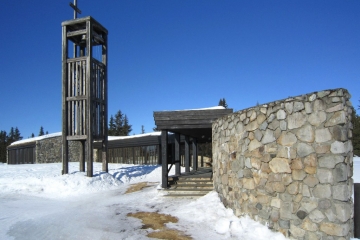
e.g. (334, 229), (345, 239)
(212, 88), (354, 239)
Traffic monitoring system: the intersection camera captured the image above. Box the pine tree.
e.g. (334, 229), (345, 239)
(353, 102), (360, 156)
(31, 133), (35, 138)
(218, 98), (228, 108)
(108, 110), (132, 136)
(39, 126), (44, 136)
(141, 125), (145, 134)
(0, 130), (7, 163)
(122, 115), (132, 136)
(108, 115), (116, 135)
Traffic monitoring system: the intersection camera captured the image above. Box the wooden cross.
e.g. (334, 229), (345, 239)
(69, 0), (81, 19)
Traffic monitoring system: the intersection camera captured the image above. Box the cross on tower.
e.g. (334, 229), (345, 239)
(69, 0), (81, 19)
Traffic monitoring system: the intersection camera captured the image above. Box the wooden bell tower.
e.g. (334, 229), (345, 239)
(61, 2), (108, 177)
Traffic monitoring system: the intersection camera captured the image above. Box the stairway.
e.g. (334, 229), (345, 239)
(163, 168), (213, 197)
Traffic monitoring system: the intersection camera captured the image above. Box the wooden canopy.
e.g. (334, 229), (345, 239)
(153, 107), (233, 142)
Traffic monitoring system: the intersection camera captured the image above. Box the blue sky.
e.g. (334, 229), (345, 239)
(1, 0), (359, 138)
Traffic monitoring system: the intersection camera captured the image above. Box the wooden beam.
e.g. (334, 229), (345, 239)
(355, 183), (360, 238)
(192, 138), (198, 171)
(174, 133), (180, 176)
(184, 135), (190, 172)
(161, 130), (168, 188)
(62, 24), (69, 175)
(79, 140), (85, 172)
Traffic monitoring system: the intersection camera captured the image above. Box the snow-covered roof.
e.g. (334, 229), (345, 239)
(160, 106), (226, 112)
(107, 132), (161, 141)
(10, 132), (62, 146)
(10, 132), (162, 146)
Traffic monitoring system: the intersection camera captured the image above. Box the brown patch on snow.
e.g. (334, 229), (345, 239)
(125, 182), (157, 194)
(127, 212), (192, 240)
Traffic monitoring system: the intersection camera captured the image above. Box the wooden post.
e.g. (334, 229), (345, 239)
(192, 138), (198, 171)
(355, 183), (360, 238)
(79, 140), (85, 171)
(184, 135), (190, 172)
(62, 23), (69, 175)
(161, 130), (168, 188)
(174, 133), (180, 176)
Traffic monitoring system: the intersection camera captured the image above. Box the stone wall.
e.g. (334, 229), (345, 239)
(36, 136), (82, 163)
(212, 88), (354, 239)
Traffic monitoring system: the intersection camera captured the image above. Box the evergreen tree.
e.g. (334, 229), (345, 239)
(39, 126), (44, 136)
(353, 102), (360, 156)
(31, 133), (35, 138)
(108, 110), (132, 136)
(218, 98), (228, 108)
(0, 127), (22, 163)
(108, 115), (116, 136)
(0, 131), (7, 163)
(141, 125), (145, 134)
(122, 115), (132, 136)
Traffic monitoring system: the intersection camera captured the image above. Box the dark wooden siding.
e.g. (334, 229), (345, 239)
(7, 143), (36, 164)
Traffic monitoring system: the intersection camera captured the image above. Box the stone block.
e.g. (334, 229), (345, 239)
(297, 143), (315, 157)
(290, 224), (306, 238)
(271, 198), (281, 208)
(296, 125), (315, 143)
(287, 182), (299, 195)
(268, 120), (280, 131)
(335, 203), (351, 222)
(308, 111), (326, 126)
(248, 139), (262, 152)
(332, 185), (349, 201)
(318, 199), (331, 210)
(309, 209), (325, 223)
(301, 198), (318, 213)
(279, 219), (290, 229)
(257, 113), (266, 124)
(294, 101), (305, 112)
(282, 174), (293, 186)
(316, 168), (334, 184)
(330, 141), (346, 154)
(292, 170), (306, 181)
(246, 120), (259, 131)
(277, 132), (297, 146)
(269, 158), (291, 173)
(326, 103), (344, 113)
(280, 120), (287, 130)
(333, 163), (347, 183)
(285, 102), (294, 114)
(280, 202), (293, 220)
(288, 112), (307, 129)
(277, 146), (296, 159)
(243, 178), (255, 189)
(318, 155), (344, 168)
(315, 144), (331, 154)
(270, 210), (280, 222)
(302, 185), (311, 197)
(261, 129), (276, 144)
(273, 182), (286, 193)
(291, 158), (303, 170)
(254, 129), (263, 142)
(315, 128), (332, 143)
(331, 125), (348, 141)
(302, 218), (318, 232)
(319, 222), (350, 237)
(324, 111), (346, 127)
(313, 184), (331, 198)
(324, 208), (336, 222)
(251, 158), (261, 170)
(313, 99), (326, 111)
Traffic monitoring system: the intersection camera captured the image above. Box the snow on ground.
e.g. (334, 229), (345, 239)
(0, 158), (359, 240)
